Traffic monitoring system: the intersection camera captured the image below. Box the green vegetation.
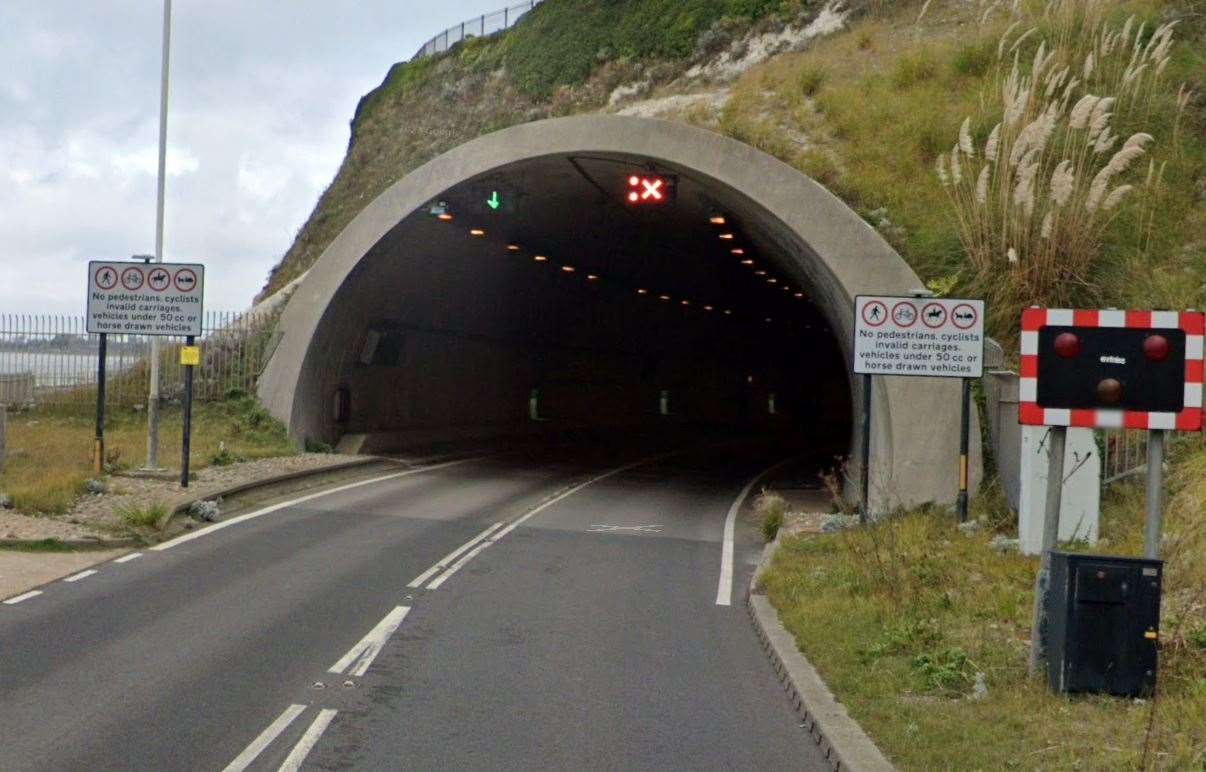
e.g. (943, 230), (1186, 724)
(755, 491), (787, 542)
(761, 436), (1206, 768)
(0, 539), (79, 553)
(0, 397), (296, 515)
(117, 501), (170, 530)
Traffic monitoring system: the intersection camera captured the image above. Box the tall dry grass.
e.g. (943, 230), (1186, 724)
(936, 0), (1193, 336)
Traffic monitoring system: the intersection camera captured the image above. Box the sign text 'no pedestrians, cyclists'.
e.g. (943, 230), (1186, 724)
(87, 261), (205, 337)
(853, 295), (985, 378)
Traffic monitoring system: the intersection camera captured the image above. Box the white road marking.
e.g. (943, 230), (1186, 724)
(152, 458), (479, 552)
(221, 703), (307, 772)
(407, 522), (502, 588)
(63, 569), (98, 583)
(426, 454), (666, 590)
(114, 552), (143, 563)
(587, 524), (663, 533)
(329, 606), (410, 677)
(3, 590), (43, 605)
(278, 708), (338, 772)
(716, 458), (798, 607)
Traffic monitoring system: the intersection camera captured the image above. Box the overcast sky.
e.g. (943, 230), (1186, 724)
(0, 1), (506, 315)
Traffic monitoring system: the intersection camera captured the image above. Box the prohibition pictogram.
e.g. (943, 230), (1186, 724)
(148, 267), (171, 292)
(173, 268), (198, 293)
(891, 301), (918, 328)
(121, 267), (145, 291)
(922, 302), (947, 328)
(862, 300), (888, 327)
(952, 303), (979, 330)
(95, 266), (118, 290)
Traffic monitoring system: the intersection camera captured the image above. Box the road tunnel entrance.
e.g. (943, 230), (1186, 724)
(259, 116), (978, 509)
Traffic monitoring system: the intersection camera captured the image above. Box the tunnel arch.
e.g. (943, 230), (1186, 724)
(258, 115), (980, 510)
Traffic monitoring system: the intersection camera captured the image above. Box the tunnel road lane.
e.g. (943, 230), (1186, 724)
(300, 446), (829, 771)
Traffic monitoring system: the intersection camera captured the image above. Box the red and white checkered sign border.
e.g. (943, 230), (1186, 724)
(1018, 308), (1205, 431)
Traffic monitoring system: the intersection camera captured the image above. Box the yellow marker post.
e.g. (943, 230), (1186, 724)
(179, 346), (201, 366)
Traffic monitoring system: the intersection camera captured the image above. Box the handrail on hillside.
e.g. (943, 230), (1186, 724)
(411, 1), (542, 61)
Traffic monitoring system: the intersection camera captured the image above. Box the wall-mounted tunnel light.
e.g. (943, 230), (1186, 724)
(724, 309), (733, 315)
(704, 305), (714, 312)
(533, 255), (548, 262)
(719, 233), (735, 241)
(731, 248), (745, 256)
(587, 274), (599, 281)
(765, 317), (774, 323)
(794, 292), (805, 299)
(437, 213), (453, 222)
(507, 244), (521, 252)
(430, 201), (451, 219)
(767, 278), (778, 284)
(755, 270), (767, 276)
(470, 228), (486, 237)
(741, 259), (755, 266)
(681, 299), (690, 306)
(637, 288), (649, 295)
(659, 294), (671, 301)
(710, 214), (727, 225)
(561, 265), (575, 273)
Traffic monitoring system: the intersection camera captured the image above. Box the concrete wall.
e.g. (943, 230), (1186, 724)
(259, 115), (982, 510)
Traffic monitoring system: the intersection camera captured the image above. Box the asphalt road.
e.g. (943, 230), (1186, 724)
(0, 442), (827, 771)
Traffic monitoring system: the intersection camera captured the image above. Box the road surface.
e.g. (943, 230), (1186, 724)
(0, 441), (827, 771)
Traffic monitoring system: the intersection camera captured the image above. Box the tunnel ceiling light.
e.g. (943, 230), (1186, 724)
(765, 317), (774, 323)
(795, 292), (805, 298)
(637, 288), (648, 295)
(731, 248), (745, 255)
(561, 265), (575, 272)
(470, 228), (486, 237)
(506, 244), (521, 252)
(724, 309), (733, 315)
(782, 285), (791, 292)
(767, 278), (778, 284)
(659, 294), (671, 301)
(755, 270), (767, 276)
(710, 214), (727, 225)
(681, 299), (690, 306)
(719, 233), (735, 241)
(437, 213), (453, 222)
(587, 274), (599, 281)
(534, 255), (548, 262)
(741, 259), (755, 266)
(704, 305), (714, 312)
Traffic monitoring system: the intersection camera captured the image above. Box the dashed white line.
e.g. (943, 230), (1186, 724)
(3, 590), (43, 606)
(425, 453), (668, 590)
(278, 708), (338, 772)
(716, 458), (797, 606)
(407, 523), (502, 588)
(63, 569), (98, 583)
(329, 606), (410, 678)
(222, 703), (307, 772)
(152, 457), (479, 552)
(114, 552), (143, 563)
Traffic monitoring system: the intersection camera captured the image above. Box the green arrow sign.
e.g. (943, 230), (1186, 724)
(487, 191), (501, 211)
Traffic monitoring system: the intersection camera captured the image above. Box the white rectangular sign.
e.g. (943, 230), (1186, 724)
(86, 261), (205, 337)
(853, 295), (985, 378)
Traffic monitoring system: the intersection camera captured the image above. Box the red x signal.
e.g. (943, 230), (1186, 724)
(626, 175), (674, 205)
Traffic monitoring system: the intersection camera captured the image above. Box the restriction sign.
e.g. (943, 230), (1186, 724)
(87, 261), (205, 337)
(854, 295), (985, 378)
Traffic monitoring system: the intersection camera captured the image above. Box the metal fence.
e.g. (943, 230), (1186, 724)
(412, 1), (542, 60)
(0, 311), (278, 408)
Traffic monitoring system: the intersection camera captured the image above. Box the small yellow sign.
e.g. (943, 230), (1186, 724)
(179, 346), (201, 366)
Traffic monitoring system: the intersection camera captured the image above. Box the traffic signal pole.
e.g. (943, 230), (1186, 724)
(1144, 430), (1165, 559)
(1029, 425), (1066, 678)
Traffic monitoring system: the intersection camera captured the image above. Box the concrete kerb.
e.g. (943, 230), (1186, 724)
(747, 538), (896, 772)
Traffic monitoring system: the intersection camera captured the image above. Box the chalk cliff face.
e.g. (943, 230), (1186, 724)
(259, 0), (858, 300)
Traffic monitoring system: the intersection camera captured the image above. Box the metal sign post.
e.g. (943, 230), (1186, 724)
(94, 333), (108, 475)
(180, 337), (197, 488)
(853, 295), (986, 519)
(87, 260), (205, 484)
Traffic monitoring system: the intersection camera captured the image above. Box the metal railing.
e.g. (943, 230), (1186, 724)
(412, 1), (542, 60)
(0, 311), (278, 408)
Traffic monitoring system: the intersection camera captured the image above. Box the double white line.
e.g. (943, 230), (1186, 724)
(407, 455), (662, 591)
(224, 605), (412, 772)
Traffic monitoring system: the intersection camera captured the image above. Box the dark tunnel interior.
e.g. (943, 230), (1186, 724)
(310, 152), (853, 456)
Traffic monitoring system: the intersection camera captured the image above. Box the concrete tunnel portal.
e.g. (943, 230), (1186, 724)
(259, 115), (980, 509)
